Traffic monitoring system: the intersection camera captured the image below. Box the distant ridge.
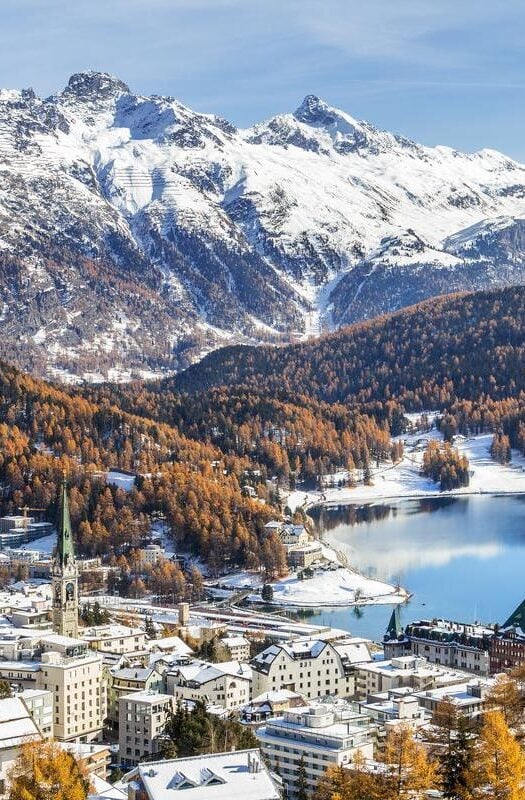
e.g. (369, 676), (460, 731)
(1, 71), (525, 382)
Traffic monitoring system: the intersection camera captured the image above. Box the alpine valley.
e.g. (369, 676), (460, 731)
(1, 70), (525, 382)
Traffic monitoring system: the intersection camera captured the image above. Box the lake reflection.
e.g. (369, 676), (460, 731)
(306, 495), (525, 641)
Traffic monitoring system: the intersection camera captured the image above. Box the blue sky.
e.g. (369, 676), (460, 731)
(2, 0), (525, 158)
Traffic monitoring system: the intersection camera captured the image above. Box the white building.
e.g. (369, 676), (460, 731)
(118, 691), (174, 768)
(257, 703), (374, 798)
(251, 637), (372, 700)
(0, 697), (42, 795)
(80, 625), (147, 657)
(126, 749), (281, 800)
(354, 655), (471, 700)
(107, 666), (164, 729)
(219, 635), (250, 661)
(358, 692), (428, 731)
(37, 637), (106, 742)
(280, 525), (309, 548)
(403, 619), (492, 675)
(166, 659), (252, 710)
(412, 679), (492, 719)
(138, 545), (165, 567)
(18, 688), (54, 737)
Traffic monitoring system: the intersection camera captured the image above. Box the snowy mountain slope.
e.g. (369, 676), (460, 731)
(1, 72), (525, 380)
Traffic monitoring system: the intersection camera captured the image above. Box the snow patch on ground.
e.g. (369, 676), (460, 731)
(286, 429), (525, 511)
(106, 471), (136, 491)
(266, 567), (407, 608)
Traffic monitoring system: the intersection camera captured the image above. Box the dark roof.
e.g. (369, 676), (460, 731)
(385, 605), (403, 639)
(55, 476), (76, 567)
(502, 598), (525, 634)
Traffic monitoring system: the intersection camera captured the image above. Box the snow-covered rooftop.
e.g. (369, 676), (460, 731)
(136, 749), (280, 800)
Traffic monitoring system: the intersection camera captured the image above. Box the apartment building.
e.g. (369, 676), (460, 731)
(241, 689), (308, 726)
(18, 688), (53, 737)
(118, 691), (174, 768)
(37, 641), (106, 742)
(358, 692), (428, 732)
(413, 679), (492, 719)
(354, 655), (469, 700)
(402, 619), (492, 675)
(257, 703), (374, 798)
(138, 544), (165, 566)
(166, 659), (252, 710)
(219, 635), (250, 661)
(251, 637), (372, 700)
(80, 624), (146, 657)
(107, 666), (163, 729)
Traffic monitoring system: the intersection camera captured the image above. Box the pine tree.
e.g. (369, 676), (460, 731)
(296, 756), (309, 800)
(471, 709), (525, 800)
(261, 583), (274, 603)
(8, 740), (90, 800)
(144, 615), (156, 639)
(427, 698), (474, 799)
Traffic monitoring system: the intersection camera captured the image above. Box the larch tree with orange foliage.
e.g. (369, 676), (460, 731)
(8, 739), (91, 800)
(381, 724), (436, 800)
(470, 709), (525, 800)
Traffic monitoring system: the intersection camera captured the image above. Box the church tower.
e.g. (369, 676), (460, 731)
(52, 475), (79, 638)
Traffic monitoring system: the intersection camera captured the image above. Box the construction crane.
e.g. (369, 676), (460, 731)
(17, 506), (45, 530)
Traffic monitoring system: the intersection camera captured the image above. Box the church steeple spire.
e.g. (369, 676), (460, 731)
(56, 471), (75, 568)
(52, 473), (79, 638)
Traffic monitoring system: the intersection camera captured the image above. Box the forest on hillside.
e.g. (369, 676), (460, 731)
(167, 286), (525, 409)
(86, 285), (525, 469)
(2, 285), (525, 579)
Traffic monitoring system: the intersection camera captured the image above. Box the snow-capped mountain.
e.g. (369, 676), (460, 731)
(1, 71), (525, 381)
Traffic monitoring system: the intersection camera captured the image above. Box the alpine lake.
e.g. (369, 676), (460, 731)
(301, 495), (525, 642)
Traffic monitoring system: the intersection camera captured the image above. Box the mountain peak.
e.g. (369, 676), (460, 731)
(294, 94), (336, 126)
(62, 71), (130, 101)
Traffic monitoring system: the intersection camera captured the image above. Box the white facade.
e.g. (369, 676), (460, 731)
(0, 697), (43, 795)
(18, 688), (54, 737)
(354, 655), (471, 700)
(257, 703), (374, 799)
(251, 638), (372, 700)
(80, 624), (146, 656)
(166, 660), (252, 710)
(139, 545), (165, 566)
(220, 636), (250, 661)
(108, 666), (163, 728)
(37, 647), (106, 742)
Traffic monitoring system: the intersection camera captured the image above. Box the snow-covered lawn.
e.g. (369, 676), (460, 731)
(209, 555), (408, 608)
(286, 431), (525, 511)
(25, 533), (57, 554)
(106, 471), (136, 491)
(264, 566), (408, 608)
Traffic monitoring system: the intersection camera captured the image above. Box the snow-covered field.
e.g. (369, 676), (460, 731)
(286, 429), (525, 512)
(264, 567), (408, 608)
(210, 547), (408, 609)
(106, 471), (136, 491)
